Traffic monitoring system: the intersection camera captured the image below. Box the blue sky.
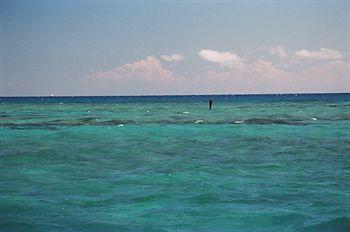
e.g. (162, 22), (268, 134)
(1, 0), (349, 96)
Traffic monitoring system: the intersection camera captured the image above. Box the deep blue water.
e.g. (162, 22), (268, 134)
(1, 93), (350, 104)
(1, 93), (349, 231)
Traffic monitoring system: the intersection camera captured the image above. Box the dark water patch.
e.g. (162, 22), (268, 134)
(48, 119), (85, 126)
(129, 194), (168, 203)
(0, 114), (11, 118)
(327, 104), (340, 108)
(154, 118), (197, 124)
(103, 119), (134, 125)
(0, 121), (80, 130)
(137, 118), (307, 125)
(0, 118), (132, 129)
(80, 117), (100, 123)
(188, 193), (220, 204)
(327, 115), (350, 121)
(70, 222), (144, 232)
(17, 115), (49, 120)
(301, 217), (350, 232)
(4, 125), (59, 131)
(77, 198), (114, 207)
(176, 111), (190, 115)
(0, 114), (48, 120)
(1, 122), (57, 127)
(310, 115), (350, 122)
(243, 118), (305, 125)
(0, 116), (312, 129)
(325, 103), (350, 108)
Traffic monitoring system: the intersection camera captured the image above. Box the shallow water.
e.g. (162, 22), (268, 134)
(1, 94), (350, 231)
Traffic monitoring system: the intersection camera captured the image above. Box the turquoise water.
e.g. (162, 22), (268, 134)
(1, 94), (350, 231)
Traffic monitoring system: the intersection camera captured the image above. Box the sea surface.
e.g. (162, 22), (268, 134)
(0, 94), (349, 231)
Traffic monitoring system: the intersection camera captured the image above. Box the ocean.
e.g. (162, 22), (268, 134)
(0, 94), (349, 231)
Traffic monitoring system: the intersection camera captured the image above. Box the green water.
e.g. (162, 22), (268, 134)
(0, 96), (349, 231)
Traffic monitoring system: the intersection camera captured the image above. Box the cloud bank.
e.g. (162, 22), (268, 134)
(87, 47), (349, 95)
(88, 56), (175, 94)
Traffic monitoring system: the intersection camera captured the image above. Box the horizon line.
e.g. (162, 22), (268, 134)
(1, 91), (349, 98)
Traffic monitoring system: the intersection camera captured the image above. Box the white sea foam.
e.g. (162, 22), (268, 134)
(234, 120), (244, 124)
(194, 120), (203, 124)
(118, 124), (124, 127)
(311, 117), (317, 121)
(183, 111), (189, 114)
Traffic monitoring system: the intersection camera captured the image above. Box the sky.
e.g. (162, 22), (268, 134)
(0, 0), (349, 96)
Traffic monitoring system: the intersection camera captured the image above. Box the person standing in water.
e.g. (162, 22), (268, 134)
(209, 99), (213, 110)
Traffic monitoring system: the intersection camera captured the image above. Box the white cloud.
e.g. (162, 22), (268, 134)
(259, 45), (287, 58)
(161, 54), (185, 62)
(198, 49), (244, 68)
(295, 48), (342, 60)
(90, 56), (172, 81)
